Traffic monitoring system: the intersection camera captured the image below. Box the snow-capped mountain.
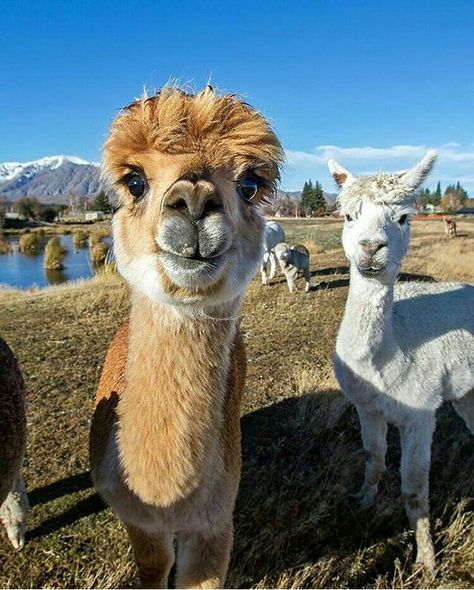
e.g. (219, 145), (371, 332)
(0, 155), (100, 202)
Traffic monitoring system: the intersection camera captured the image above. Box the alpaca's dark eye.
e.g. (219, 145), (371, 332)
(398, 214), (408, 225)
(345, 214), (353, 222)
(238, 176), (259, 202)
(126, 173), (147, 199)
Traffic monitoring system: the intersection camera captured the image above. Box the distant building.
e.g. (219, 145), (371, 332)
(456, 207), (474, 216)
(5, 212), (21, 220)
(85, 211), (104, 221)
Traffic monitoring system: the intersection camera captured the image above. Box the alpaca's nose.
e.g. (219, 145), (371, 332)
(164, 180), (222, 222)
(359, 239), (388, 256)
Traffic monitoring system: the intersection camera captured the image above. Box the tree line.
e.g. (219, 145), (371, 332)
(0, 191), (112, 226)
(416, 181), (469, 212)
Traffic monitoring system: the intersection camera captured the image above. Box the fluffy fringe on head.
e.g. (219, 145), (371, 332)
(333, 150), (437, 217)
(337, 173), (417, 216)
(102, 85), (284, 196)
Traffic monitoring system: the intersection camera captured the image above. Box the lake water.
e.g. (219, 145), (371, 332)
(0, 235), (111, 289)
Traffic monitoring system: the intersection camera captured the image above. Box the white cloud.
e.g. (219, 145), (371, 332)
(281, 143), (474, 194)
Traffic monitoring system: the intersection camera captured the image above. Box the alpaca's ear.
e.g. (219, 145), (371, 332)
(328, 159), (354, 188)
(400, 150), (437, 189)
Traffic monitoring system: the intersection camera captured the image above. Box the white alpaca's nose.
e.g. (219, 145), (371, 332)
(359, 239), (388, 257)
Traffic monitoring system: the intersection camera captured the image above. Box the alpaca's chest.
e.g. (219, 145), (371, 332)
(333, 346), (444, 425)
(94, 424), (238, 535)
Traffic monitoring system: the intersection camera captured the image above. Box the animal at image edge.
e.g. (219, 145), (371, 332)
(260, 220), (285, 285)
(330, 150), (474, 573)
(0, 337), (29, 550)
(274, 242), (311, 293)
(89, 86), (284, 588)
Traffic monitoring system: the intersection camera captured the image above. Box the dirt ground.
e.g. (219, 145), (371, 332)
(0, 217), (472, 588)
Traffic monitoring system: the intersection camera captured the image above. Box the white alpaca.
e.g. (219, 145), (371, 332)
(274, 242), (311, 293)
(329, 151), (474, 573)
(260, 221), (285, 285)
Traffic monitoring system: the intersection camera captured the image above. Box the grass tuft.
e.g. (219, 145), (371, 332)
(43, 237), (67, 270)
(73, 229), (88, 248)
(19, 233), (40, 255)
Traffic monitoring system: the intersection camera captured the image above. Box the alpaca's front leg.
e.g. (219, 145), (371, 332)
(0, 475), (29, 550)
(399, 415), (435, 573)
(268, 251), (278, 280)
(354, 407), (387, 508)
(284, 268), (298, 292)
(175, 522), (233, 589)
(126, 524), (175, 589)
(260, 261), (268, 285)
(303, 263), (311, 292)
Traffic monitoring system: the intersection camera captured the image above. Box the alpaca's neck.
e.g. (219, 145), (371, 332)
(117, 293), (239, 508)
(338, 267), (396, 363)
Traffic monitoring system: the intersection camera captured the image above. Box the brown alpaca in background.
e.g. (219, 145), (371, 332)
(89, 87), (283, 588)
(0, 338), (28, 549)
(444, 217), (457, 237)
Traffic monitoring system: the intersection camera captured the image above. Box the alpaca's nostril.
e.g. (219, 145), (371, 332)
(202, 197), (222, 217)
(168, 198), (188, 210)
(359, 240), (388, 256)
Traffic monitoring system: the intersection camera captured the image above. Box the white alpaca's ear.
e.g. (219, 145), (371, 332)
(401, 150), (437, 189)
(328, 159), (355, 188)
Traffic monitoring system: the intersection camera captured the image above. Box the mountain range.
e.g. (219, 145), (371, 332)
(0, 155), (336, 206)
(0, 156), (100, 202)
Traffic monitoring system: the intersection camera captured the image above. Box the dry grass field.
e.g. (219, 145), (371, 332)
(0, 217), (472, 588)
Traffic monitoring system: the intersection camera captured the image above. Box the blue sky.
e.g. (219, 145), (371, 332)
(1, 0), (474, 193)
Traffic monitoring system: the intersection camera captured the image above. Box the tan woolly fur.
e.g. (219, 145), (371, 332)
(89, 85), (283, 588)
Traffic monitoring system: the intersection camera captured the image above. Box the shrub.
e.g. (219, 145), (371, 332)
(44, 237), (67, 270)
(90, 241), (110, 268)
(0, 234), (13, 254)
(89, 227), (111, 247)
(19, 232), (40, 255)
(73, 229), (87, 248)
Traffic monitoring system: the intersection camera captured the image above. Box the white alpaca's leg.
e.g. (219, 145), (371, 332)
(303, 263), (311, 292)
(268, 251), (278, 280)
(0, 475), (29, 550)
(260, 265), (268, 285)
(285, 269), (297, 292)
(176, 522), (233, 589)
(399, 415), (435, 573)
(354, 407), (387, 508)
(452, 390), (474, 434)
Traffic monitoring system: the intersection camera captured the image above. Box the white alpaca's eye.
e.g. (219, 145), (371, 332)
(126, 173), (147, 199)
(398, 214), (408, 225)
(345, 214), (353, 222)
(238, 176), (259, 202)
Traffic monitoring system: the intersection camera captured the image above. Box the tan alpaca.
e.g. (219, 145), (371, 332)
(444, 217), (457, 237)
(0, 337), (29, 549)
(89, 87), (283, 588)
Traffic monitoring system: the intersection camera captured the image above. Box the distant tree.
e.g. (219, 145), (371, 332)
(312, 181), (326, 214)
(93, 191), (112, 213)
(15, 197), (43, 220)
(441, 182), (469, 211)
(39, 205), (59, 223)
(301, 180), (326, 216)
(424, 183), (442, 206)
(0, 207), (5, 228)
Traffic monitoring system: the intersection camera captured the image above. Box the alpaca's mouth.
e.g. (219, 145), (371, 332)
(159, 251), (226, 287)
(358, 265), (385, 277)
